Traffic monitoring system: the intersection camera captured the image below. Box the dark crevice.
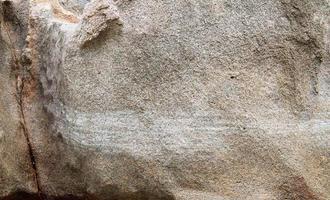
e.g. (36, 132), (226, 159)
(18, 83), (44, 200)
(0, 190), (176, 200)
(0, 191), (89, 200)
(1, 1), (43, 199)
(1, 191), (40, 200)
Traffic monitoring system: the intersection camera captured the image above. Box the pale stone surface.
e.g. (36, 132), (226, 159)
(74, 0), (120, 47)
(0, 0), (330, 199)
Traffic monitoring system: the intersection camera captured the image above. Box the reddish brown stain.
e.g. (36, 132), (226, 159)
(279, 176), (320, 200)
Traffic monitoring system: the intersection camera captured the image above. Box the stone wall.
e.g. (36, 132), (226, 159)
(0, 0), (329, 199)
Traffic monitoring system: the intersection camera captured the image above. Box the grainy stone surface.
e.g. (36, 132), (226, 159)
(0, 0), (38, 197)
(0, 0), (330, 199)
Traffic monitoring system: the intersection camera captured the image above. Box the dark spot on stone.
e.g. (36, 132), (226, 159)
(0, 191), (39, 200)
(2, 0), (19, 24)
(0, 191), (95, 200)
(57, 132), (64, 141)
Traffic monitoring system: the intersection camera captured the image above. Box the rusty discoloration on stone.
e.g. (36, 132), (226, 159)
(279, 176), (320, 200)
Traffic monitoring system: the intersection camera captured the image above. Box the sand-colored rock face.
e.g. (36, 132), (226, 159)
(0, 0), (329, 199)
(0, 0), (38, 197)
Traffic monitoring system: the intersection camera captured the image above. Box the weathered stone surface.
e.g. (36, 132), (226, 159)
(0, 0), (329, 199)
(0, 0), (38, 197)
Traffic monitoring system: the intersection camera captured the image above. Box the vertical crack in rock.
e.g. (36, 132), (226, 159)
(8, 30), (44, 200)
(1, 0), (329, 199)
(1, 0), (43, 199)
(17, 85), (43, 200)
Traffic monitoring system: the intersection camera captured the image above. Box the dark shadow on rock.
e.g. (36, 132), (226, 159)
(81, 21), (123, 50)
(0, 192), (88, 200)
(0, 190), (174, 200)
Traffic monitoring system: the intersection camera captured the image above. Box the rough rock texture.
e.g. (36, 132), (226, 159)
(0, 0), (330, 199)
(0, 0), (38, 197)
(75, 0), (120, 47)
(59, 0), (89, 16)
